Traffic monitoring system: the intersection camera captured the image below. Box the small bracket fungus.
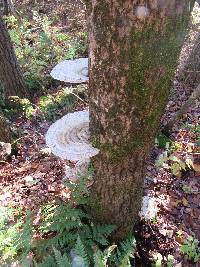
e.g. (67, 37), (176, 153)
(46, 111), (99, 180)
(139, 196), (158, 220)
(135, 5), (150, 19)
(50, 58), (89, 83)
(46, 111), (99, 161)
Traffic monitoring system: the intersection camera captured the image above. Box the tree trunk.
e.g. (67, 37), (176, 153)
(1, 0), (9, 15)
(180, 31), (200, 87)
(163, 83), (200, 134)
(0, 109), (11, 142)
(88, 0), (194, 240)
(2, 0), (20, 18)
(0, 14), (29, 98)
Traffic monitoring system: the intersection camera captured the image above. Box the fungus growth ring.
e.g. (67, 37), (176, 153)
(45, 110), (99, 161)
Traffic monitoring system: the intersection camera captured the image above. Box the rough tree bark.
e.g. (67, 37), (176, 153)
(179, 31), (200, 87)
(0, 109), (11, 142)
(0, 0), (9, 15)
(88, 0), (195, 240)
(0, 14), (29, 98)
(1, 0), (20, 18)
(164, 83), (200, 133)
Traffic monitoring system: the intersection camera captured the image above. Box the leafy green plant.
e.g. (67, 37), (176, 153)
(184, 124), (200, 134)
(0, 167), (136, 266)
(4, 14), (88, 93)
(37, 89), (77, 121)
(4, 87), (80, 121)
(0, 207), (19, 261)
(166, 255), (174, 267)
(152, 252), (162, 267)
(115, 236), (136, 267)
(184, 124), (200, 147)
(34, 247), (71, 267)
(34, 168), (136, 266)
(181, 235), (200, 263)
(4, 96), (35, 119)
(155, 139), (194, 177)
(182, 184), (193, 194)
(156, 152), (193, 177)
(93, 245), (117, 267)
(0, 207), (33, 264)
(155, 134), (171, 149)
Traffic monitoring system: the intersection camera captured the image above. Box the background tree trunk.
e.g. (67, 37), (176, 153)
(88, 0), (195, 240)
(163, 83), (200, 134)
(0, 14), (29, 98)
(0, 0), (9, 15)
(179, 31), (200, 87)
(0, 109), (11, 142)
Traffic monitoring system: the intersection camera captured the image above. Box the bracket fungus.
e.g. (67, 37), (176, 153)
(135, 5), (150, 19)
(50, 58), (89, 83)
(45, 111), (99, 180)
(139, 196), (158, 220)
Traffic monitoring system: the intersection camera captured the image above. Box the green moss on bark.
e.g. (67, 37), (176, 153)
(124, 15), (191, 135)
(100, 136), (142, 162)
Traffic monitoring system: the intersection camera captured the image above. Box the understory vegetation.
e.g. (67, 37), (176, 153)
(0, 172), (136, 266)
(4, 14), (88, 92)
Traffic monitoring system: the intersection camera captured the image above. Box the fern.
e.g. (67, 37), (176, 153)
(38, 200), (89, 252)
(40, 201), (88, 234)
(15, 211), (33, 260)
(91, 225), (117, 246)
(76, 223), (117, 262)
(34, 255), (56, 267)
(75, 235), (90, 266)
(93, 245), (117, 267)
(53, 247), (71, 267)
(35, 248), (71, 267)
(0, 173), (137, 267)
(0, 207), (33, 264)
(115, 236), (136, 267)
(64, 165), (94, 205)
(45, 232), (77, 249)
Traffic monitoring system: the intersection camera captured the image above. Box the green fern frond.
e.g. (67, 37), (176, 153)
(40, 202), (88, 234)
(116, 236), (136, 267)
(93, 249), (105, 267)
(53, 247), (71, 267)
(93, 245), (117, 267)
(78, 224), (116, 260)
(34, 255), (55, 267)
(91, 225), (117, 246)
(34, 248), (72, 267)
(64, 166), (94, 205)
(43, 231), (78, 250)
(75, 235), (90, 267)
(15, 211), (33, 260)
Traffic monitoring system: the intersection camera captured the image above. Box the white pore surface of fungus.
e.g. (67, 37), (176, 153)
(135, 5), (150, 19)
(50, 58), (88, 83)
(139, 196), (158, 220)
(45, 111), (99, 161)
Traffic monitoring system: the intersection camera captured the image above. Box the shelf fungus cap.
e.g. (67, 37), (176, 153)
(45, 111), (99, 161)
(50, 58), (89, 83)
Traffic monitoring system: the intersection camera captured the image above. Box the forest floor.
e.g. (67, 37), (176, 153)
(0, 1), (200, 267)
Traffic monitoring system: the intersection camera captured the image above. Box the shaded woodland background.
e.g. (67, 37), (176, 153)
(0, 1), (200, 267)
